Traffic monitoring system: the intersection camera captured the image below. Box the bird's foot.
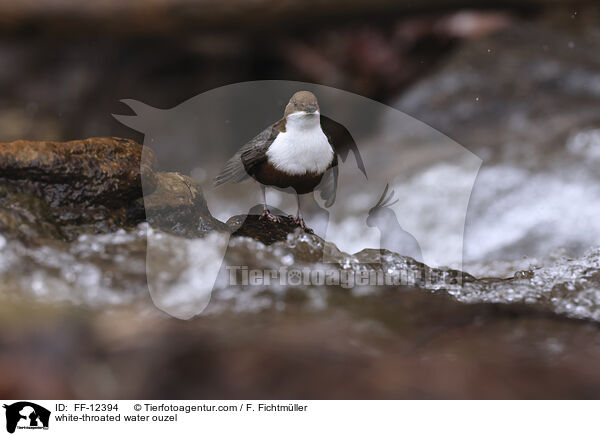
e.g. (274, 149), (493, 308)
(259, 209), (281, 223)
(294, 217), (314, 233)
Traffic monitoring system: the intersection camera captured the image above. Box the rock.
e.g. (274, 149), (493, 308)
(0, 137), (157, 241)
(227, 214), (308, 245)
(0, 185), (65, 240)
(221, 218), (470, 292)
(144, 172), (228, 237)
(0, 137), (157, 207)
(3, 293), (600, 399)
(2, 208), (600, 398)
(0, 137), (228, 241)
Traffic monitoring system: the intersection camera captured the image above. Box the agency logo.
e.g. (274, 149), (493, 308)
(3, 402), (50, 434)
(114, 81), (481, 319)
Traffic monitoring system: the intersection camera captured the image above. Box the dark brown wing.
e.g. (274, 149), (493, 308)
(318, 114), (367, 208)
(214, 120), (284, 186)
(320, 114), (366, 178)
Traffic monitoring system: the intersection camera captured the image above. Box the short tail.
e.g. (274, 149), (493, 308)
(213, 155), (249, 186)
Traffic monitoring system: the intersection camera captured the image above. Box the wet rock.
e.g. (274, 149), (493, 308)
(2, 222), (600, 398)
(227, 214), (307, 245)
(0, 137), (157, 206)
(220, 225), (469, 304)
(2, 296), (600, 399)
(0, 137), (231, 241)
(144, 172), (228, 237)
(0, 137), (156, 241)
(450, 246), (600, 322)
(0, 185), (64, 240)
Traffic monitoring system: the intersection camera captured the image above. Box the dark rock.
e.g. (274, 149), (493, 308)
(3, 295), (600, 399)
(0, 137), (157, 241)
(0, 137), (228, 241)
(0, 137), (158, 207)
(227, 214), (308, 245)
(0, 185), (64, 240)
(144, 172), (229, 237)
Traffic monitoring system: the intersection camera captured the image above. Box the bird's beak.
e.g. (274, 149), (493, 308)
(306, 105), (318, 113)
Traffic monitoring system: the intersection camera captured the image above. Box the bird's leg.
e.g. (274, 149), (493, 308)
(259, 185), (280, 222)
(294, 193), (312, 232)
(261, 185), (268, 213)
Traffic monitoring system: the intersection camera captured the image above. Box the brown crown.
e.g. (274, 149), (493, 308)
(284, 91), (320, 117)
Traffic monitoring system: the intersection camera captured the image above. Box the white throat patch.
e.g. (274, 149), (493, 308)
(266, 111), (334, 175)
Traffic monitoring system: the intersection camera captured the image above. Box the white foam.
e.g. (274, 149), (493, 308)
(567, 128), (600, 161)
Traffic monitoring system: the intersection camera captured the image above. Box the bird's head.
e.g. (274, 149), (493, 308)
(366, 184), (399, 228)
(284, 91), (320, 118)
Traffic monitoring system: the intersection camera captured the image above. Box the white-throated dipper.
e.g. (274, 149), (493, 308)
(214, 91), (339, 230)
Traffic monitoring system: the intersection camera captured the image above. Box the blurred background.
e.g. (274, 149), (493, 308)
(0, 0), (544, 143)
(2, 0), (600, 399)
